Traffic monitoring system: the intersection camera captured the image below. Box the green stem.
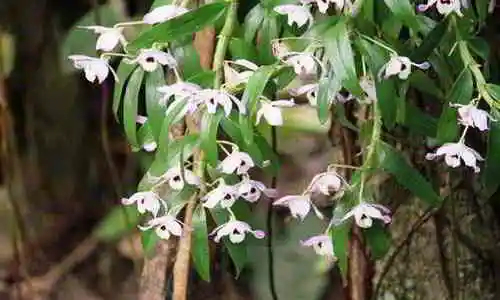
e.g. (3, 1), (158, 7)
(213, 0), (238, 89)
(358, 103), (382, 202)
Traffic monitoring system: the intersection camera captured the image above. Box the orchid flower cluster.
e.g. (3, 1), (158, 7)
(67, 0), (496, 267)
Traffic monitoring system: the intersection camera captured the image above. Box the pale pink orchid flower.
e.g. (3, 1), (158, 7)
(451, 103), (494, 131)
(301, 234), (335, 256)
(201, 179), (239, 209)
(143, 5), (189, 24)
(255, 99), (295, 126)
(210, 219), (265, 243)
(121, 191), (162, 217)
(425, 142), (484, 173)
(417, 0), (463, 17)
(138, 215), (184, 240)
(218, 150), (254, 175)
(79, 26), (126, 51)
(273, 194), (323, 221)
(379, 55), (430, 80)
(341, 202), (392, 228)
(68, 55), (118, 84)
(273, 4), (313, 28)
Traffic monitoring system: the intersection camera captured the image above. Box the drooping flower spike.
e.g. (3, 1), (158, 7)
(255, 98), (295, 126)
(425, 142), (484, 173)
(274, 4), (314, 28)
(68, 55), (118, 84)
(379, 55), (430, 80)
(210, 219), (266, 243)
(341, 202), (392, 228)
(121, 191), (163, 217)
(125, 48), (177, 72)
(417, 0), (463, 17)
(273, 194), (323, 221)
(79, 26), (126, 51)
(451, 103), (495, 131)
(143, 5), (189, 24)
(301, 234), (335, 256)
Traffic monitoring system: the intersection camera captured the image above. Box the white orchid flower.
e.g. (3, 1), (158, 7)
(273, 194), (323, 221)
(301, 0), (345, 13)
(450, 103), (494, 131)
(210, 219), (265, 243)
(289, 83), (319, 106)
(341, 202), (392, 228)
(127, 49), (177, 72)
(201, 179), (239, 209)
(218, 150), (254, 175)
(79, 26), (126, 51)
(283, 52), (319, 77)
(196, 89), (246, 116)
(359, 76), (377, 102)
(160, 166), (200, 191)
(301, 235), (335, 256)
(68, 55), (117, 84)
(157, 82), (202, 107)
(417, 0), (463, 17)
(143, 5), (189, 24)
(308, 169), (347, 196)
(121, 191), (162, 217)
(138, 215), (183, 240)
(425, 142), (484, 173)
(237, 178), (277, 203)
(379, 55), (430, 80)
(274, 4), (313, 28)
(255, 99), (295, 126)
(223, 59), (259, 86)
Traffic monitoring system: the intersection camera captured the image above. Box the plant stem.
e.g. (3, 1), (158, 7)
(213, 0), (238, 89)
(358, 103), (382, 202)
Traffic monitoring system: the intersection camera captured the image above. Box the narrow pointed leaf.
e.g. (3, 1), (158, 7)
(363, 223), (391, 259)
(378, 142), (441, 206)
(145, 69), (166, 140)
(113, 62), (137, 119)
(201, 111), (223, 167)
(482, 109), (500, 197)
(127, 3), (228, 53)
(192, 205), (211, 281)
(123, 67), (145, 149)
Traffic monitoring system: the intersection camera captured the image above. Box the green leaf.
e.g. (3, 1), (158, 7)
(173, 43), (203, 80)
(156, 97), (190, 153)
(363, 223), (391, 259)
(324, 18), (363, 96)
(330, 222), (350, 280)
(404, 102), (438, 137)
(192, 205), (211, 281)
(122, 67), (145, 149)
(486, 84), (500, 102)
(409, 19), (449, 62)
(437, 68), (473, 143)
(482, 108), (500, 197)
(94, 206), (141, 241)
(243, 4), (265, 44)
(378, 142), (441, 206)
(317, 71), (341, 124)
(383, 0), (420, 32)
(186, 71), (215, 88)
(201, 111), (223, 167)
(229, 38), (259, 62)
(468, 37), (490, 61)
(210, 208), (247, 276)
(409, 71), (444, 100)
(145, 69), (166, 140)
(127, 3), (228, 53)
(239, 65), (277, 144)
(113, 62), (137, 120)
(258, 14), (280, 64)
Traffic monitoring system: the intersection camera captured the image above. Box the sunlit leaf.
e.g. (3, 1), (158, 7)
(127, 3), (228, 53)
(145, 69), (166, 140)
(201, 111), (223, 167)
